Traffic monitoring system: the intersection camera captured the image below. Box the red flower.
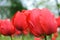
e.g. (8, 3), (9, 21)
(0, 19), (15, 36)
(27, 8), (57, 37)
(39, 8), (57, 35)
(11, 11), (28, 33)
(56, 16), (60, 27)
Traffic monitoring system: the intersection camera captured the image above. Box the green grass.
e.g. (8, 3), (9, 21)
(0, 33), (60, 40)
(0, 35), (22, 40)
(56, 33), (60, 40)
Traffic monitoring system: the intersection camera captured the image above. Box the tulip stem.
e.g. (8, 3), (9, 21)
(44, 35), (47, 40)
(10, 36), (13, 40)
(27, 33), (32, 40)
(0, 34), (1, 39)
(49, 34), (52, 40)
(22, 34), (24, 40)
(0, 34), (1, 37)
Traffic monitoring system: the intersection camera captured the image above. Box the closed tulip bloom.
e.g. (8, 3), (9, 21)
(27, 8), (57, 37)
(11, 11), (28, 33)
(39, 8), (57, 35)
(0, 19), (15, 36)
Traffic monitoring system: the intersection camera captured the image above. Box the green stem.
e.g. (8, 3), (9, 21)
(49, 34), (52, 40)
(0, 34), (1, 37)
(0, 34), (1, 39)
(44, 35), (47, 40)
(10, 36), (13, 40)
(27, 33), (31, 40)
(22, 34), (24, 40)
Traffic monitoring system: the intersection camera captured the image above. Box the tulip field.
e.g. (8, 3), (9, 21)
(0, 8), (60, 40)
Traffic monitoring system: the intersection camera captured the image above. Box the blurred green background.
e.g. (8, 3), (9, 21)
(0, 0), (60, 19)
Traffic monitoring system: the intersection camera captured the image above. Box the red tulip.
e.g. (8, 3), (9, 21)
(27, 8), (57, 37)
(56, 16), (60, 27)
(11, 11), (28, 33)
(39, 8), (57, 35)
(0, 19), (15, 36)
